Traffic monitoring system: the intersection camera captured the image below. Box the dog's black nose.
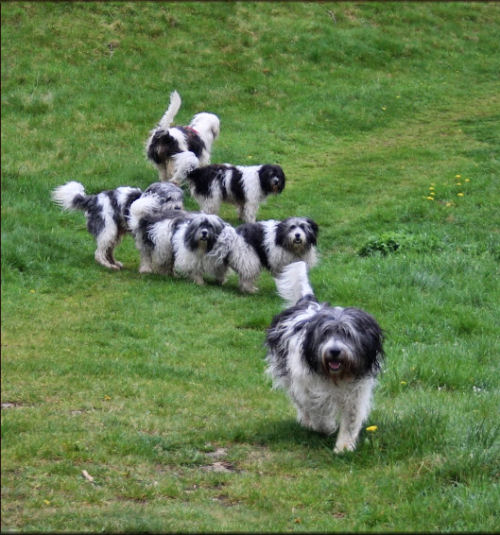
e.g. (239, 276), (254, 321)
(327, 347), (341, 359)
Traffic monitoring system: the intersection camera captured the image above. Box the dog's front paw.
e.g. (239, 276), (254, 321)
(240, 282), (258, 294)
(334, 440), (356, 454)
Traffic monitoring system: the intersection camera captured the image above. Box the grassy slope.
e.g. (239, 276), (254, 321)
(2, 2), (499, 532)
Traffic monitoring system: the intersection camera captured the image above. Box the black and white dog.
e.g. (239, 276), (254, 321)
(172, 152), (286, 223)
(52, 181), (184, 270)
(210, 217), (319, 293)
(265, 261), (385, 453)
(128, 198), (228, 285)
(146, 90), (220, 183)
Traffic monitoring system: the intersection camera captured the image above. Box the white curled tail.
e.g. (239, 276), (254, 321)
(158, 90), (182, 130)
(170, 151), (200, 185)
(275, 261), (315, 307)
(51, 181), (86, 211)
(128, 195), (162, 233)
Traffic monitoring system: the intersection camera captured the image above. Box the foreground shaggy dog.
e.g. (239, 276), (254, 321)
(129, 198), (227, 285)
(146, 90), (220, 183)
(172, 152), (286, 223)
(265, 261), (384, 453)
(52, 181), (183, 270)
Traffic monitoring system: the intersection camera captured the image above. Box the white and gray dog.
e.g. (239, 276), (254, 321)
(210, 217), (319, 293)
(171, 152), (286, 223)
(146, 90), (220, 183)
(52, 181), (184, 270)
(265, 261), (384, 453)
(128, 197), (227, 285)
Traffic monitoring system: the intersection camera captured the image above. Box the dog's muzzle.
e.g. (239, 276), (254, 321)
(322, 346), (345, 376)
(293, 232), (304, 244)
(271, 178), (281, 193)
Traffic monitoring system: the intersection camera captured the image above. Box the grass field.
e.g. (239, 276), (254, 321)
(2, 2), (499, 532)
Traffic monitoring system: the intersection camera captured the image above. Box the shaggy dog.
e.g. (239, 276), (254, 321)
(146, 90), (220, 183)
(52, 181), (183, 270)
(265, 261), (385, 453)
(208, 216), (319, 293)
(128, 197), (227, 285)
(172, 152), (286, 223)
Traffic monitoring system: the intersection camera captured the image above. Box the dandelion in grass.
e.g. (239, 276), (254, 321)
(103, 395), (111, 400)
(382, 106), (387, 111)
(445, 202), (453, 207)
(30, 289), (35, 294)
(426, 196), (434, 201)
(465, 178), (470, 182)
(366, 425), (378, 432)
(457, 192), (464, 197)
(43, 500), (51, 505)
(400, 381), (407, 385)
(455, 174), (461, 178)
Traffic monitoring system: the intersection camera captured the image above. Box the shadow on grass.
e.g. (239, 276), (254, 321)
(243, 406), (452, 466)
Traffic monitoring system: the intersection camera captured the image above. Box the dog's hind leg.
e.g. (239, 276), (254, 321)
(94, 229), (122, 270)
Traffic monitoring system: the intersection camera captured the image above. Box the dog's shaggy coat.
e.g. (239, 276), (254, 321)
(265, 261), (384, 453)
(52, 181), (183, 270)
(129, 198), (227, 285)
(209, 217), (319, 293)
(146, 91), (220, 183)
(172, 152), (286, 223)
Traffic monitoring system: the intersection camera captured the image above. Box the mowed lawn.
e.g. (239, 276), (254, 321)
(1, 2), (499, 532)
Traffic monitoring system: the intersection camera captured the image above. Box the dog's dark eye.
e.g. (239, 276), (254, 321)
(290, 224), (296, 230)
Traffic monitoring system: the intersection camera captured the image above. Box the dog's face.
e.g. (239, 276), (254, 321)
(275, 217), (318, 252)
(184, 214), (225, 252)
(259, 165), (286, 195)
(143, 182), (184, 211)
(303, 306), (384, 381)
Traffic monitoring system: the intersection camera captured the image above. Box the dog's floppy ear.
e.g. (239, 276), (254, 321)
(305, 218), (319, 242)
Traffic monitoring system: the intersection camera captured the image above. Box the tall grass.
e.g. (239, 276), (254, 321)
(2, 2), (499, 532)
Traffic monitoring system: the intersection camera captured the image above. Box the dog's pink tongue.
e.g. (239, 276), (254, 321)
(329, 361), (341, 371)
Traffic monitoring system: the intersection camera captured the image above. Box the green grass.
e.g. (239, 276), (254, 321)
(2, 2), (499, 532)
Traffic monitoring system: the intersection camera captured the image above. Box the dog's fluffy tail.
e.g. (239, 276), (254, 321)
(158, 90), (182, 130)
(128, 195), (162, 233)
(170, 151), (200, 185)
(52, 181), (88, 211)
(275, 261), (315, 307)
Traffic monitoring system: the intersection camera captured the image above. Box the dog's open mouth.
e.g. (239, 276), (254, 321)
(327, 360), (342, 374)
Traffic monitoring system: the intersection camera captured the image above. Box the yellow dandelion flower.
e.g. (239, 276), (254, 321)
(43, 500), (51, 505)
(104, 395), (111, 400)
(366, 425), (378, 432)
(30, 289), (36, 294)
(400, 381), (407, 385)
(456, 182), (462, 186)
(430, 191), (436, 196)
(457, 192), (464, 197)
(429, 186), (435, 190)
(396, 95), (401, 99)
(426, 196), (434, 200)
(445, 202), (453, 207)
(465, 178), (470, 182)
(455, 174), (461, 178)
